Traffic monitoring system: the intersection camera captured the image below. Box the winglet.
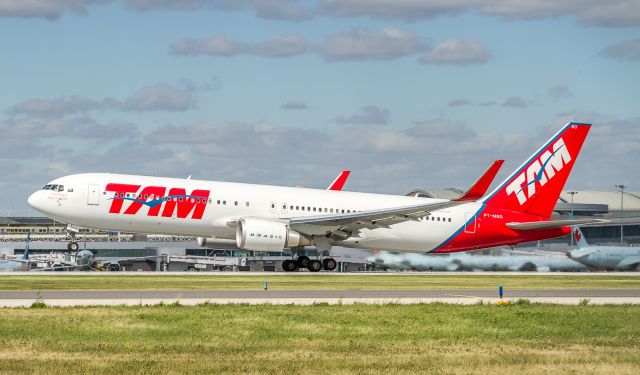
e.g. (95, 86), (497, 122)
(455, 160), (504, 202)
(327, 170), (351, 191)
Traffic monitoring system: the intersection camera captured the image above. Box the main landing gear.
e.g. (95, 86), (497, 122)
(282, 256), (337, 272)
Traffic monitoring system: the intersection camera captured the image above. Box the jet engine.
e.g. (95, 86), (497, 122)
(236, 217), (312, 251)
(197, 237), (240, 249)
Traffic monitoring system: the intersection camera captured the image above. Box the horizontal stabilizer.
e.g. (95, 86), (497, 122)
(507, 218), (609, 231)
(455, 160), (504, 202)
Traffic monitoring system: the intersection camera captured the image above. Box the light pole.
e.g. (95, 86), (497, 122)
(567, 191), (578, 246)
(614, 184), (627, 244)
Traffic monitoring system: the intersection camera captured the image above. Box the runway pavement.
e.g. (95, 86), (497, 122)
(2, 289), (640, 307)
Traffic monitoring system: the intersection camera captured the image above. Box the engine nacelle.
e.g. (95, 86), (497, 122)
(197, 237), (240, 249)
(236, 218), (311, 252)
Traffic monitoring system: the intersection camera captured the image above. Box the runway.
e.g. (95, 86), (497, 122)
(2, 288), (640, 306)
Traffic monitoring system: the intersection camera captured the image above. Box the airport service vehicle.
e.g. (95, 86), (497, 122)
(569, 226), (640, 271)
(28, 122), (599, 272)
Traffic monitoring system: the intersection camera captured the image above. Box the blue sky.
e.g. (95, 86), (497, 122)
(0, 0), (639, 215)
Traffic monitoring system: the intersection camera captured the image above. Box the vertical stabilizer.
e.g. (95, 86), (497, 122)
(572, 226), (589, 249)
(482, 122), (591, 218)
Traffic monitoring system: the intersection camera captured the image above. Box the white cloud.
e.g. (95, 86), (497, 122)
(321, 28), (426, 61)
(333, 106), (391, 125)
(318, 0), (473, 21)
(599, 38), (640, 61)
(420, 39), (490, 65)
(250, 0), (312, 21)
(170, 35), (309, 57)
(0, 0), (108, 20)
(121, 83), (195, 112)
(171, 29), (429, 61)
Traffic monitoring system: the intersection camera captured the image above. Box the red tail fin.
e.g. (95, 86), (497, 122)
(482, 122), (591, 218)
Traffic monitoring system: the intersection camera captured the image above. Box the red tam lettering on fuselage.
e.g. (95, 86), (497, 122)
(106, 184), (210, 219)
(161, 188), (210, 219)
(105, 183), (141, 213)
(123, 186), (166, 216)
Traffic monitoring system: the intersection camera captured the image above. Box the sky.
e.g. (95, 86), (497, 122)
(0, 0), (639, 216)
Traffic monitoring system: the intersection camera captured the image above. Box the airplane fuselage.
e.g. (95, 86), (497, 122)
(28, 173), (568, 253)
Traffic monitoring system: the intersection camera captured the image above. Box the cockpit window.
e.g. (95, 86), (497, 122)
(51, 184), (58, 191)
(43, 185), (52, 190)
(57, 185), (64, 192)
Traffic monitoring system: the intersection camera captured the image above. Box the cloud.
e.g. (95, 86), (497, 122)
(333, 105), (391, 125)
(124, 0), (242, 12)
(171, 28), (429, 61)
(321, 28), (427, 61)
(599, 38), (640, 61)
(548, 85), (573, 100)
(420, 39), (490, 65)
(0, 0), (108, 20)
(8, 82), (196, 117)
(121, 83), (195, 112)
(318, 0), (472, 21)
(281, 101), (308, 110)
(170, 35), (309, 57)
(447, 98), (470, 107)
(125, 0), (312, 21)
(501, 96), (528, 108)
(7, 96), (104, 118)
(1, 116), (138, 140)
(318, 0), (640, 27)
(480, 0), (640, 27)
(249, 0), (312, 21)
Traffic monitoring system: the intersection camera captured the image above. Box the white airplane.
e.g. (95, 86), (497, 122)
(28, 122), (601, 272)
(568, 226), (640, 271)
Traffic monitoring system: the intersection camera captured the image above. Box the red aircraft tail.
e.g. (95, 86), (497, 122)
(481, 122), (591, 218)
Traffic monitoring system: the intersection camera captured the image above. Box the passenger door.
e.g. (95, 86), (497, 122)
(87, 184), (100, 205)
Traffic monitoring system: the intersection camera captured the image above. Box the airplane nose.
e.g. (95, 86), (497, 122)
(27, 191), (40, 210)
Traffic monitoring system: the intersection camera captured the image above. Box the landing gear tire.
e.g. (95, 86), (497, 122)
(322, 258), (337, 271)
(282, 259), (298, 272)
(67, 241), (79, 252)
(307, 259), (323, 272)
(108, 263), (121, 272)
(296, 256), (310, 269)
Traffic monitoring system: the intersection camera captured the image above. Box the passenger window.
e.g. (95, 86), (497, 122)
(217, 200), (221, 204)
(223, 200), (227, 205)
(235, 201), (238, 206)
(437, 217), (440, 221)
(307, 207), (311, 211)
(290, 205), (293, 210)
(324, 208), (328, 213)
(296, 206), (299, 210)
(313, 207), (316, 212)
(246, 202), (250, 207)
(448, 218), (451, 222)
(271, 203), (275, 209)
(68, 188), (73, 192)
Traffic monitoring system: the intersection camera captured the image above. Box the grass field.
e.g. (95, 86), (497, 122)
(0, 303), (638, 374)
(0, 274), (639, 291)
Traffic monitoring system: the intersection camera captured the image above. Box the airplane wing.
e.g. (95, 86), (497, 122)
(327, 170), (351, 191)
(506, 218), (609, 230)
(288, 159), (505, 236)
(288, 199), (452, 236)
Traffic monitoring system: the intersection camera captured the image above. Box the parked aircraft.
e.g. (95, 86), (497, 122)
(370, 249), (586, 272)
(568, 226), (640, 271)
(28, 122), (601, 272)
(0, 231), (32, 272)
